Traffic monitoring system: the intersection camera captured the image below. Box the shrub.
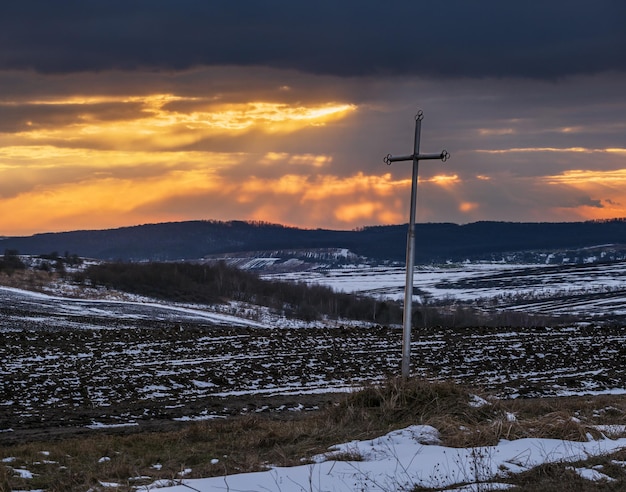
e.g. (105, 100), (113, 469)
(0, 249), (26, 274)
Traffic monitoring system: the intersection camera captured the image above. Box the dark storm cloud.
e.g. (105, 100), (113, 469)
(2, 1), (624, 79)
(0, 102), (143, 133)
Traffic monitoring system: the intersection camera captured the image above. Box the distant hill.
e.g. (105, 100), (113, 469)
(2, 218), (626, 265)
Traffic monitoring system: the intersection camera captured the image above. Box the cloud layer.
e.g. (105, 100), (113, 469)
(1, 2), (625, 236)
(3, 1), (625, 78)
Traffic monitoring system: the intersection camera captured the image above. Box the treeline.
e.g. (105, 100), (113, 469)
(0, 249), (25, 274)
(0, 249), (83, 276)
(74, 261), (403, 323)
(34, 251), (83, 274)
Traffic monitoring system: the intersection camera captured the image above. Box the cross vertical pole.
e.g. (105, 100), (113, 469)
(402, 114), (422, 378)
(384, 110), (449, 378)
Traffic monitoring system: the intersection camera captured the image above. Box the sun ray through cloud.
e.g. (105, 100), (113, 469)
(0, 1), (625, 235)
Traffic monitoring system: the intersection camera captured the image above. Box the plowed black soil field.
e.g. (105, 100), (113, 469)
(2, 285), (626, 444)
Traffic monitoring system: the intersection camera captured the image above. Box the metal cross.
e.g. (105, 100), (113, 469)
(384, 110), (449, 378)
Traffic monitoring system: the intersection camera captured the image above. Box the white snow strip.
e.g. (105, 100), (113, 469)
(149, 425), (626, 492)
(86, 421), (139, 429)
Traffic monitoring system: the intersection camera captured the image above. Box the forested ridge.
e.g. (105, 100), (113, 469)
(3, 218), (626, 263)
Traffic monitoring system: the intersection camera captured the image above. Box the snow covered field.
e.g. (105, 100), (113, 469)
(2, 261), (626, 440)
(265, 261), (626, 319)
(3, 261), (626, 490)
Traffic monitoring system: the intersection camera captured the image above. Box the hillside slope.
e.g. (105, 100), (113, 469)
(2, 218), (626, 264)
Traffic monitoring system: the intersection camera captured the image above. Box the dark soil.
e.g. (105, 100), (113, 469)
(2, 287), (626, 445)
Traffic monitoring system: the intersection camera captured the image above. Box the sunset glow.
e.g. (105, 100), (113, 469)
(2, 79), (625, 236)
(0, 90), (367, 234)
(427, 174), (460, 187)
(475, 147), (599, 154)
(546, 169), (626, 185)
(0, 2), (624, 237)
(459, 202), (480, 213)
(3, 95), (357, 151)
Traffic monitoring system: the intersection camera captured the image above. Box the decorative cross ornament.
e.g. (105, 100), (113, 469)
(384, 110), (449, 378)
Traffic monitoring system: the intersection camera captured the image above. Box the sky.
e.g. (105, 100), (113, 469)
(1, 1), (625, 236)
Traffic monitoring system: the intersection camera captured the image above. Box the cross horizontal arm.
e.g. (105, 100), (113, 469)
(384, 150), (449, 164)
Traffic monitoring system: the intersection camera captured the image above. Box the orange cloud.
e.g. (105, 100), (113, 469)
(212, 172), (414, 229)
(300, 173), (407, 201)
(258, 152), (332, 168)
(478, 128), (515, 136)
(334, 201), (379, 222)
(557, 126), (584, 133)
(235, 172), (410, 204)
(0, 166), (234, 235)
(544, 169), (626, 221)
(552, 202), (626, 222)
(546, 169), (626, 185)
(474, 147), (626, 154)
(0, 163), (414, 235)
(426, 174), (460, 187)
(228, 172), (410, 227)
(2, 94), (357, 151)
(459, 202), (480, 213)
(0, 91), (362, 235)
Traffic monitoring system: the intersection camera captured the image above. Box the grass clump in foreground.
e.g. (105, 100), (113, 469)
(3, 378), (626, 491)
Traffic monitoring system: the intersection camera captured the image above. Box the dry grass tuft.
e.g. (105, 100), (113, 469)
(329, 377), (503, 447)
(0, 269), (57, 291)
(332, 377), (489, 424)
(506, 448), (626, 491)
